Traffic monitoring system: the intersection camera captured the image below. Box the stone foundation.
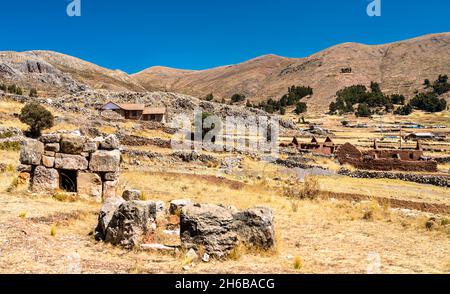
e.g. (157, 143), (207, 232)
(18, 133), (121, 202)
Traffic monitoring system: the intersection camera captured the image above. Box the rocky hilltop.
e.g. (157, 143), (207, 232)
(1, 33), (450, 111)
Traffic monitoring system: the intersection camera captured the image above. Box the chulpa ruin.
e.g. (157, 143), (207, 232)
(17, 133), (121, 202)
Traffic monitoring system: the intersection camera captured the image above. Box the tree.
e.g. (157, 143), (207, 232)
(16, 87), (23, 95)
(390, 94), (405, 105)
(279, 106), (286, 115)
(423, 79), (431, 88)
(19, 102), (54, 138)
(0, 83), (6, 92)
(394, 104), (413, 116)
(294, 102), (307, 114)
(410, 92), (447, 113)
(29, 88), (38, 98)
(231, 94), (246, 103)
(370, 81), (381, 93)
(356, 103), (371, 117)
(431, 74), (450, 95)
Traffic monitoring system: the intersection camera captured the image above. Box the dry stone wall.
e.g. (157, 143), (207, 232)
(18, 133), (121, 202)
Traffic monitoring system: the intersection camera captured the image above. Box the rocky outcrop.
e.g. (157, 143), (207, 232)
(95, 197), (125, 241)
(89, 150), (121, 172)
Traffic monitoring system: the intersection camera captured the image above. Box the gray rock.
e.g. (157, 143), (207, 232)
(180, 204), (238, 258)
(39, 133), (61, 144)
(45, 143), (60, 153)
(60, 134), (86, 154)
(31, 166), (59, 192)
(17, 164), (32, 173)
(100, 134), (120, 150)
(170, 199), (192, 215)
(54, 153), (88, 170)
(83, 140), (98, 153)
(104, 172), (119, 181)
(89, 150), (121, 172)
(20, 139), (44, 165)
(232, 207), (275, 250)
(95, 197), (125, 240)
(180, 204), (276, 257)
(104, 201), (157, 248)
(122, 189), (142, 201)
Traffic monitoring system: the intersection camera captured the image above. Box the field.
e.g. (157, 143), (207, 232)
(0, 99), (449, 273)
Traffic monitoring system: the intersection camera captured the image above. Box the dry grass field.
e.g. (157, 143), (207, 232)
(1, 99), (449, 274)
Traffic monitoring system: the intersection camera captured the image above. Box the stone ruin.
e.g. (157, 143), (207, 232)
(336, 142), (438, 172)
(17, 133), (121, 202)
(95, 194), (275, 258)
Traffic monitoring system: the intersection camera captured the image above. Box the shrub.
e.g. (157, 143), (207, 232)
(355, 103), (371, 117)
(29, 88), (38, 98)
(19, 102), (54, 138)
(231, 94), (246, 103)
(394, 104), (413, 115)
(294, 102), (307, 114)
(300, 176), (320, 200)
(410, 92), (447, 113)
(0, 141), (20, 151)
(293, 256), (303, 270)
(390, 94), (405, 105)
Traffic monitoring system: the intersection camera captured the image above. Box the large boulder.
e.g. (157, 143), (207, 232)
(20, 139), (44, 165)
(31, 166), (59, 192)
(54, 153), (88, 170)
(95, 197), (125, 241)
(104, 201), (157, 248)
(232, 207), (275, 250)
(60, 135), (86, 154)
(77, 172), (102, 202)
(180, 204), (276, 257)
(89, 150), (121, 172)
(102, 180), (118, 199)
(180, 204), (238, 258)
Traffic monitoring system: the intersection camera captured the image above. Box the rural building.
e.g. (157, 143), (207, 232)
(100, 102), (167, 122)
(405, 132), (435, 141)
(298, 137), (337, 155)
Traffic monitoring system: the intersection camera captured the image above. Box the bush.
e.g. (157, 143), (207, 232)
(390, 94), (405, 105)
(355, 103), (371, 117)
(29, 88), (38, 98)
(394, 104), (413, 115)
(410, 92), (447, 113)
(19, 102), (54, 138)
(231, 94), (246, 103)
(294, 102), (307, 114)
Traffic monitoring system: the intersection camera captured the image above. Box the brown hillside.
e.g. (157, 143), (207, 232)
(133, 33), (450, 111)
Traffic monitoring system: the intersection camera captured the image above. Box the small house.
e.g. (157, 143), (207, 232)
(100, 102), (167, 123)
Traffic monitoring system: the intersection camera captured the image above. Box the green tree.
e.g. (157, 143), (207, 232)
(394, 104), (413, 116)
(19, 102), (54, 138)
(410, 92), (447, 112)
(231, 94), (246, 103)
(390, 94), (405, 105)
(356, 103), (371, 117)
(29, 88), (38, 98)
(204, 93), (214, 101)
(294, 102), (307, 114)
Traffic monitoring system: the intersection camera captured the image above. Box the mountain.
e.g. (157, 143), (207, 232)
(133, 33), (450, 111)
(0, 50), (144, 96)
(1, 33), (449, 111)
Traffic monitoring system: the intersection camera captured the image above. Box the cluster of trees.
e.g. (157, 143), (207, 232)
(231, 93), (246, 103)
(0, 83), (38, 97)
(254, 85), (312, 115)
(329, 75), (449, 117)
(329, 82), (399, 117)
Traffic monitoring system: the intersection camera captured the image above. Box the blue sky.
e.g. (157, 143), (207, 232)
(0, 0), (449, 73)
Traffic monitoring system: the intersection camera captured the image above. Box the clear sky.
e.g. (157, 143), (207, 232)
(1, 0), (449, 73)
